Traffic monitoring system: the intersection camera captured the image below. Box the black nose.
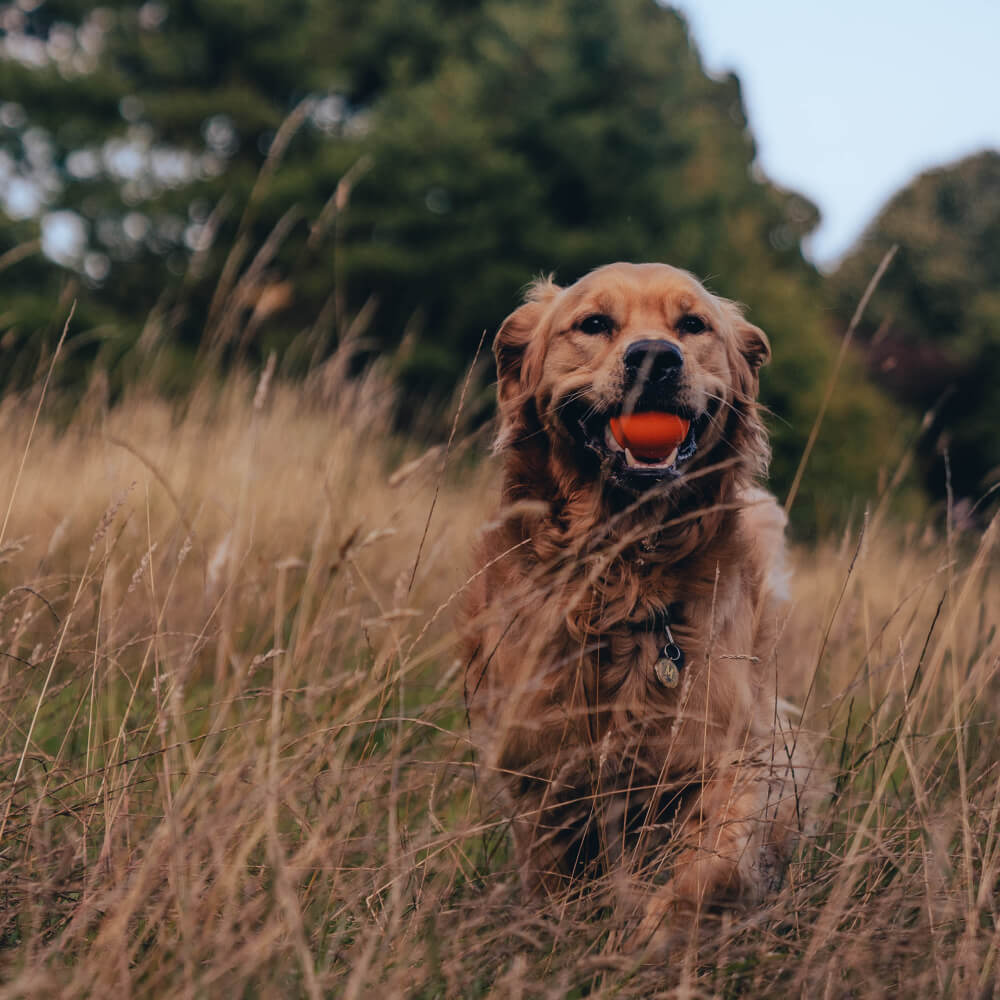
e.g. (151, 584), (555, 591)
(623, 339), (683, 388)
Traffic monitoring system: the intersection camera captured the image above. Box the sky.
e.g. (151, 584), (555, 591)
(674, 1), (1000, 268)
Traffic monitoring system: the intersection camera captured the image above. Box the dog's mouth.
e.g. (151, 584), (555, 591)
(562, 400), (716, 484)
(601, 415), (699, 475)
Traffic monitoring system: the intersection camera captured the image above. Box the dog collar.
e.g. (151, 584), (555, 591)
(635, 603), (685, 689)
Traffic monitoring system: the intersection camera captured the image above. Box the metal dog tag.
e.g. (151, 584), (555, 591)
(653, 614), (685, 689)
(654, 654), (680, 688)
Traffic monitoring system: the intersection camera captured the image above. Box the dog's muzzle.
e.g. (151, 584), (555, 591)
(622, 339), (684, 412)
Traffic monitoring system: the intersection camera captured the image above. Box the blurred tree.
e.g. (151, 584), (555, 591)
(0, 0), (911, 532)
(830, 151), (1000, 505)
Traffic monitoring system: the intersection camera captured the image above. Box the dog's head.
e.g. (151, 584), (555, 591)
(494, 262), (770, 502)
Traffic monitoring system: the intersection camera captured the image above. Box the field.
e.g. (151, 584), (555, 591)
(0, 352), (997, 998)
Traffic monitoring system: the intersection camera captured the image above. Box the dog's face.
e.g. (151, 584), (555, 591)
(495, 262), (770, 496)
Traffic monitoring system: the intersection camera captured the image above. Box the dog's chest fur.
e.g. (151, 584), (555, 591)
(466, 512), (772, 791)
(463, 516), (781, 886)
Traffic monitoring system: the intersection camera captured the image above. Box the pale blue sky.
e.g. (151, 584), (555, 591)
(674, 1), (1000, 268)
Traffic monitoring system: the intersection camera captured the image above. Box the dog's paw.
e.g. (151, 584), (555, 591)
(623, 887), (692, 956)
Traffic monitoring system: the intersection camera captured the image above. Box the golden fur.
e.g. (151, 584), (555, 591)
(461, 263), (813, 944)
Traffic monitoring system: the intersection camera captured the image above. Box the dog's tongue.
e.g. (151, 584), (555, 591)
(609, 412), (690, 461)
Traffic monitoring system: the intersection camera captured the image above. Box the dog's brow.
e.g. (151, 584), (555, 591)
(568, 296), (619, 328)
(591, 293), (619, 315)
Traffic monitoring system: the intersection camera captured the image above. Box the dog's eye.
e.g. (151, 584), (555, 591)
(578, 314), (614, 335)
(677, 314), (707, 335)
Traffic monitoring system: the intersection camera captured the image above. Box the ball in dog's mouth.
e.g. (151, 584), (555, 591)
(564, 398), (709, 481)
(604, 411), (696, 473)
(609, 413), (690, 462)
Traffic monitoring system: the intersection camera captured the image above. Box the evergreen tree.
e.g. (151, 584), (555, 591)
(0, 0), (911, 531)
(831, 151), (1000, 503)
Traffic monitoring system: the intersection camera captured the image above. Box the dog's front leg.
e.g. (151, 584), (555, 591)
(630, 754), (801, 949)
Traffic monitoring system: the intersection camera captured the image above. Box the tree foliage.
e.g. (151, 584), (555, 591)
(831, 151), (1000, 503)
(0, 0), (912, 532)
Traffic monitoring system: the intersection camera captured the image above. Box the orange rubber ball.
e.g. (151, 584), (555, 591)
(609, 412), (690, 460)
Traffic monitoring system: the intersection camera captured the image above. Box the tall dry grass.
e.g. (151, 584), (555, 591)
(0, 343), (997, 997)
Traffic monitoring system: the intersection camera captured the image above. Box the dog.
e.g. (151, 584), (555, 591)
(461, 262), (813, 944)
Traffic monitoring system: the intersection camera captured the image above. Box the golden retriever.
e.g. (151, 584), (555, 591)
(461, 262), (813, 945)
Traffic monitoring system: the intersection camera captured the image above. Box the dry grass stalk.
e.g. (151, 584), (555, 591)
(0, 342), (994, 996)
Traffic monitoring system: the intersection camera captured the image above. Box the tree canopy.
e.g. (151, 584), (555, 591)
(830, 151), (1000, 504)
(0, 0), (914, 532)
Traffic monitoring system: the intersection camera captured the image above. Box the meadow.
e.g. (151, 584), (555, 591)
(0, 344), (997, 998)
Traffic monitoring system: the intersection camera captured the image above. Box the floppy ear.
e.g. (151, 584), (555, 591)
(494, 275), (559, 397)
(719, 298), (770, 373)
(721, 302), (771, 478)
(494, 301), (543, 403)
(739, 320), (771, 371)
(493, 276), (559, 450)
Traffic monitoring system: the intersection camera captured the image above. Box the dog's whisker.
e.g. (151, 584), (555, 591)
(553, 388), (594, 412)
